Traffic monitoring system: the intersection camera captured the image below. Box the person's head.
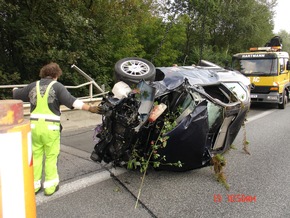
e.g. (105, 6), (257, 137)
(39, 62), (62, 79)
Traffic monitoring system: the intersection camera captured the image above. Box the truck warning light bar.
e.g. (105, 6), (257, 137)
(249, 46), (282, 52)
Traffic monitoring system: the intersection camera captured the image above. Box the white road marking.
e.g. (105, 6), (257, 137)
(246, 110), (275, 123)
(36, 145), (127, 206)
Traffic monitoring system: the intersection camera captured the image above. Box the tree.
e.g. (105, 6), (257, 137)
(277, 30), (290, 54)
(0, 0), (164, 91)
(0, 0), (281, 97)
(169, 0), (277, 65)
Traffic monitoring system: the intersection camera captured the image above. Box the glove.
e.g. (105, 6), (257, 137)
(89, 105), (104, 114)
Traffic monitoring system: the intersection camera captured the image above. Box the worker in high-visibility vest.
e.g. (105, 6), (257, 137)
(13, 62), (103, 196)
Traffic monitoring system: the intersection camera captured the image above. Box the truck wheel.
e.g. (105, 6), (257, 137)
(278, 90), (287, 109)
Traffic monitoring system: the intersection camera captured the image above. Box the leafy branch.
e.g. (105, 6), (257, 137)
(211, 154), (229, 190)
(242, 120), (250, 155)
(127, 112), (182, 208)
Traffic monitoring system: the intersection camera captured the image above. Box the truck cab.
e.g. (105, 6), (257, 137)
(232, 45), (290, 109)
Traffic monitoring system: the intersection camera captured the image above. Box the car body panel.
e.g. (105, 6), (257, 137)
(91, 59), (250, 171)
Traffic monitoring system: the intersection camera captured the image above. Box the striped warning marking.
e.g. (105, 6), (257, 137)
(0, 122), (35, 218)
(0, 132), (25, 218)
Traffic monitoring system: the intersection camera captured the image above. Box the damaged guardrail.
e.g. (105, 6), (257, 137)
(0, 65), (107, 114)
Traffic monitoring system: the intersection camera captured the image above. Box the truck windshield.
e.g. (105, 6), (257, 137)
(232, 58), (277, 76)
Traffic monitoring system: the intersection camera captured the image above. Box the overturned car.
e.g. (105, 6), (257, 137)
(91, 58), (251, 172)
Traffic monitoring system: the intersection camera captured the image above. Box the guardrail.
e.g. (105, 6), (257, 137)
(0, 65), (108, 114)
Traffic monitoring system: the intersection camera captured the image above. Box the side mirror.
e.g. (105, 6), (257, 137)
(287, 61), (290, 70)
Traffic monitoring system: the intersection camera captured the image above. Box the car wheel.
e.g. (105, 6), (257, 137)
(278, 90), (287, 109)
(114, 57), (156, 85)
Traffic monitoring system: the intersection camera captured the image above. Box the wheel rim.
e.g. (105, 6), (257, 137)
(120, 60), (150, 77)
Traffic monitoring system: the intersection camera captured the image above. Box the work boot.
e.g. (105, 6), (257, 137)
(44, 184), (59, 196)
(35, 187), (42, 195)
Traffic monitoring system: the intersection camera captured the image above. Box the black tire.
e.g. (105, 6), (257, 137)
(114, 57), (156, 85)
(278, 90), (287, 109)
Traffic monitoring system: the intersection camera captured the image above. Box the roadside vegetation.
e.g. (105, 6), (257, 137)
(1, 0), (289, 98)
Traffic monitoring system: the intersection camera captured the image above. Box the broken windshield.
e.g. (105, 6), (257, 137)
(232, 58), (278, 76)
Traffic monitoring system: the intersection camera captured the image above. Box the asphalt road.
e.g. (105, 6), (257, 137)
(35, 104), (290, 218)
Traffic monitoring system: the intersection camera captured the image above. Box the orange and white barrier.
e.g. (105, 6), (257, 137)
(0, 100), (36, 218)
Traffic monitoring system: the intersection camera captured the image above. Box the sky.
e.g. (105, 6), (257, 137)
(273, 0), (289, 33)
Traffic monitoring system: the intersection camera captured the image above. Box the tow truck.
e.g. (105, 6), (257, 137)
(232, 36), (290, 109)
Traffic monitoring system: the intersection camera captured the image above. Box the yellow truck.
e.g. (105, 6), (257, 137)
(232, 37), (290, 109)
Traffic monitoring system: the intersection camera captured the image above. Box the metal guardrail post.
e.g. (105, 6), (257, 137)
(89, 83), (93, 101)
(71, 64), (105, 93)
